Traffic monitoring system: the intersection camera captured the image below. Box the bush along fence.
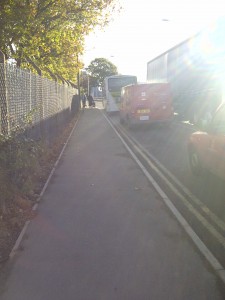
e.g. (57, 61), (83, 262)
(0, 52), (79, 214)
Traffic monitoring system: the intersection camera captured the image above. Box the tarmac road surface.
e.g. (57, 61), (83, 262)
(0, 105), (224, 299)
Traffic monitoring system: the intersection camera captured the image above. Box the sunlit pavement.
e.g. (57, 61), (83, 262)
(0, 106), (224, 299)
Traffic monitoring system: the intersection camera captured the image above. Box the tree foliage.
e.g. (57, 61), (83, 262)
(0, 0), (118, 82)
(87, 57), (118, 86)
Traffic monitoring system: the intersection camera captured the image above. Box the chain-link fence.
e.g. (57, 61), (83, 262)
(0, 63), (78, 142)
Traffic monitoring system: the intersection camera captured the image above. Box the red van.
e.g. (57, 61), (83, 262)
(119, 83), (174, 127)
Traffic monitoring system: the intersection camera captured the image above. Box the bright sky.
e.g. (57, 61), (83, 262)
(82, 0), (225, 82)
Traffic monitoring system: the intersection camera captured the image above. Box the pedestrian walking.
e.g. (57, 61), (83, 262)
(87, 94), (94, 107)
(82, 94), (87, 108)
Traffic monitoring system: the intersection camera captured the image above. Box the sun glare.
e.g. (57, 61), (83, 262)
(83, 0), (225, 82)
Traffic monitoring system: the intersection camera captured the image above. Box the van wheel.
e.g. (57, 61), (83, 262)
(126, 116), (132, 129)
(120, 115), (124, 124)
(188, 147), (202, 175)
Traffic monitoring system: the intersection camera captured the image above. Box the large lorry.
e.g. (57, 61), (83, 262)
(147, 17), (225, 123)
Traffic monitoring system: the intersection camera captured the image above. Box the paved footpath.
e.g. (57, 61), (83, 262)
(0, 105), (224, 299)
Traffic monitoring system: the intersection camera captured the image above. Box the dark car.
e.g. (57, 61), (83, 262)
(188, 103), (225, 180)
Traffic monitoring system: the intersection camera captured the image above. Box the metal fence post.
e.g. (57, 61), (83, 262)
(29, 70), (32, 111)
(0, 50), (9, 135)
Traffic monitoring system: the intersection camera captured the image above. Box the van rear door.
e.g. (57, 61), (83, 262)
(149, 86), (173, 120)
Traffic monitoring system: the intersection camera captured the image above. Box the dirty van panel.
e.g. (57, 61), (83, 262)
(150, 88), (173, 120)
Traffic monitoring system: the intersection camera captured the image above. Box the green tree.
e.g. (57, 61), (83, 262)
(0, 0), (118, 82)
(87, 57), (118, 86)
